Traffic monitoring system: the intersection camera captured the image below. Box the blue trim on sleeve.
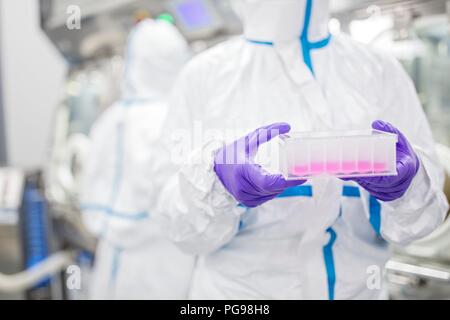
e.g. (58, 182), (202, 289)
(278, 185), (313, 198)
(342, 186), (361, 198)
(323, 227), (337, 300)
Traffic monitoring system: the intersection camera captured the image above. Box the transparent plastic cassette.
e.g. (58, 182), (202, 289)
(279, 129), (398, 180)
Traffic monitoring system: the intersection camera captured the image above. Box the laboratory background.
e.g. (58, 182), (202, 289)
(0, 0), (449, 300)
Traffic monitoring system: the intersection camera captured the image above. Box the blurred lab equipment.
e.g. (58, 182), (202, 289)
(0, 169), (78, 299)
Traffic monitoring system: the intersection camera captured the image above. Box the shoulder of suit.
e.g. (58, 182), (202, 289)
(181, 37), (244, 76)
(331, 34), (403, 80)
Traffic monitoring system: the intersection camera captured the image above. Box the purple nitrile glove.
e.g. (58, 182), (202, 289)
(347, 120), (420, 202)
(214, 123), (306, 208)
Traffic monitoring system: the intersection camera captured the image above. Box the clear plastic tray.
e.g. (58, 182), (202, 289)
(279, 129), (398, 180)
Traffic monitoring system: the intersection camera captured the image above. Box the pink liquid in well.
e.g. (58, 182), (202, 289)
(291, 165), (309, 176)
(326, 162), (340, 174)
(310, 162), (324, 174)
(358, 161), (372, 173)
(342, 161), (357, 174)
(373, 162), (388, 173)
(290, 161), (389, 177)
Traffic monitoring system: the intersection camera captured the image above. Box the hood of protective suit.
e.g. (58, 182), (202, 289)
(232, 0), (330, 43)
(123, 19), (191, 100)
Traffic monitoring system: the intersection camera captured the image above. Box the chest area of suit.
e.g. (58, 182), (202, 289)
(200, 50), (381, 134)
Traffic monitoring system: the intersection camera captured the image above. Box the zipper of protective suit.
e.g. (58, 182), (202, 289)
(246, 0), (336, 300)
(299, 0), (336, 302)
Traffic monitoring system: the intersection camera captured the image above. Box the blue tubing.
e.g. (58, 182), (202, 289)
(22, 183), (51, 288)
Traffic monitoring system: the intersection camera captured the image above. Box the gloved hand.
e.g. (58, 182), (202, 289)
(346, 120), (420, 202)
(214, 123), (306, 208)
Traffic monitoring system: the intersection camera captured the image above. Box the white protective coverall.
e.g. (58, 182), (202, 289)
(154, 0), (449, 299)
(80, 19), (195, 299)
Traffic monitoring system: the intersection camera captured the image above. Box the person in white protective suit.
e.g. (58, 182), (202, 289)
(80, 18), (195, 299)
(151, 0), (449, 300)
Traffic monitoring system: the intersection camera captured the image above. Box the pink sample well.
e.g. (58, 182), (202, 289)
(289, 161), (390, 177)
(279, 129), (398, 180)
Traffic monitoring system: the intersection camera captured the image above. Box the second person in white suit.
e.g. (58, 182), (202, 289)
(81, 18), (195, 299)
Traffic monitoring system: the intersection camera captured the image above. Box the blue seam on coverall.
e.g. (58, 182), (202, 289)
(341, 186), (383, 235)
(237, 185), (314, 209)
(342, 186), (361, 198)
(238, 186), (363, 225)
(244, 0), (344, 299)
(246, 1), (334, 298)
(237, 184), (378, 299)
(301, 0), (314, 73)
(324, 186), (355, 300)
(369, 196), (382, 236)
(300, 0), (331, 74)
(323, 227), (337, 300)
(238, 185), (362, 207)
(94, 121), (141, 284)
(301, 0), (336, 300)
(237, 185), (314, 230)
(278, 185), (313, 198)
(97, 122), (126, 238)
(81, 100), (154, 219)
(109, 246), (123, 290)
(246, 0), (380, 291)
(246, 39), (275, 46)
(104, 122), (126, 289)
(309, 36), (332, 49)
(84, 121), (149, 222)
(246, 0), (331, 75)
(88, 23), (150, 291)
